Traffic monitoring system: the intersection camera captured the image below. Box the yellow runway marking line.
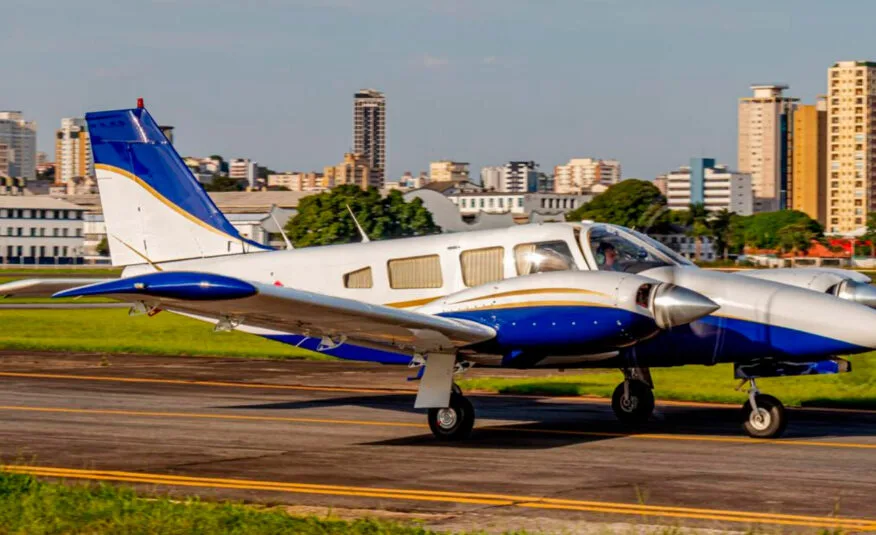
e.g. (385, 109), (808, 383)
(2, 405), (876, 450)
(6, 465), (876, 530)
(0, 371), (404, 395)
(3, 370), (876, 415)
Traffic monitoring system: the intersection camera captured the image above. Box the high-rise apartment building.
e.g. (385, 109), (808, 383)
(229, 158), (258, 188)
(661, 158), (753, 215)
(0, 144), (9, 177)
(54, 118), (94, 185)
(323, 152), (379, 190)
(738, 85), (798, 212)
(826, 61), (876, 233)
(554, 158), (621, 194)
(429, 160), (469, 182)
(480, 166), (503, 191)
(0, 111), (37, 180)
(353, 89), (385, 185)
(789, 97), (827, 225)
(267, 172), (325, 192)
(500, 161), (539, 193)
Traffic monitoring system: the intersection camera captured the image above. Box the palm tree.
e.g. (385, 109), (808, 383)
(708, 208), (734, 260)
(685, 203), (710, 261)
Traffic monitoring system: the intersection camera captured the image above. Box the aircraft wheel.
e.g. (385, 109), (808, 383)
(428, 393), (474, 441)
(611, 381), (655, 424)
(742, 394), (786, 439)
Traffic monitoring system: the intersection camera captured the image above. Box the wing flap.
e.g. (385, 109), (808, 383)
(55, 271), (495, 352)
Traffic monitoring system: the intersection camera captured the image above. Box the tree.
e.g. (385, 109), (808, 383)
(566, 179), (666, 230)
(681, 203), (711, 261)
(285, 185), (440, 247)
(861, 212), (876, 257)
(202, 175), (245, 192)
(708, 208), (735, 260)
(728, 210), (822, 251)
(776, 223), (817, 255)
(96, 237), (110, 256)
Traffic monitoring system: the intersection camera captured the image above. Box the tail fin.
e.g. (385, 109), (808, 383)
(85, 105), (270, 266)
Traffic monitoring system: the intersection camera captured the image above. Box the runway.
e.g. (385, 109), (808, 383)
(1, 352), (875, 533)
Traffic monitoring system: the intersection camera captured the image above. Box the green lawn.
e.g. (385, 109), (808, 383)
(0, 471), (459, 535)
(0, 309), (321, 360)
(460, 352), (876, 409)
(2, 296), (876, 409)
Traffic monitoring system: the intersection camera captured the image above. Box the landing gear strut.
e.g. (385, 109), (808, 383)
(611, 369), (655, 424)
(740, 379), (787, 438)
(428, 387), (474, 441)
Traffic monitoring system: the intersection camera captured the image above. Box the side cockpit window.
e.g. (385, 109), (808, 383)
(460, 246), (504, 286)
(514, 241), (578, 275)
(343, 267), (373, 288)
(588, 226), (673, 273)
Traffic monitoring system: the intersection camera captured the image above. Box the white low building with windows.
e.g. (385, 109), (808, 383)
(0, 196), (86, 264)
(447, 192), (590, 218)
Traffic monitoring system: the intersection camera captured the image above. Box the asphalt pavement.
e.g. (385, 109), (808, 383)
(1, 352), (875, 533)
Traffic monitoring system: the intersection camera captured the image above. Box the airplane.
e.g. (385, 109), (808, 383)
(5, 101), (876, 442)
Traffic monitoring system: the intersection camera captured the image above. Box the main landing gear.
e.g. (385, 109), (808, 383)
(428, 384), (475, 441)
(740, 378), (787, 439)
(611, 368), (655, 424)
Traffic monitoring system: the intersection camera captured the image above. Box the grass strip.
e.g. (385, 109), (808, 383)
(0, 309), (323, 360)
(460, 353), (876, 409)
(0, 470), (463, 535)
(2, 308), (876, 409)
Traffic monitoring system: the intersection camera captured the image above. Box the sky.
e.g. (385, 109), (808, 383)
(5, 0), (876, 182)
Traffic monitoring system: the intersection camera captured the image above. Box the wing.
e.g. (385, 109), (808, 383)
(0, 278), (115, 298)
(54, 271), (495, 353)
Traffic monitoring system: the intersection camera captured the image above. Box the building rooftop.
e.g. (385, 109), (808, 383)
(0, 195), (86, 210)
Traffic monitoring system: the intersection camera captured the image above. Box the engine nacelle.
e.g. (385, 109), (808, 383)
(740, 268), (876, 309)
(416, 271), (717, 360)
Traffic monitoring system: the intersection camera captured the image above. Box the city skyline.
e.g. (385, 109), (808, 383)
(6, 1), (876, 182)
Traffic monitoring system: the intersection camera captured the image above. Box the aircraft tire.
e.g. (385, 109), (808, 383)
(611, 381), (655, 424)
(428, 393), (475, 441)
(742, 394), (786, 439)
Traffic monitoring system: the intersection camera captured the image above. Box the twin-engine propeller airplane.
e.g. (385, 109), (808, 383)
(5, 102), (876, 441)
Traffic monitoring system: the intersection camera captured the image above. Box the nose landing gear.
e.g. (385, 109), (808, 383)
(740, 379), (787, 439)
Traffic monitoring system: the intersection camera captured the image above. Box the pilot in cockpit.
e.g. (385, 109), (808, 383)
(595, 242), (620, 271)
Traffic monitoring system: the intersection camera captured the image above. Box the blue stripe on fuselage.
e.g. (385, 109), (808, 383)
(262, 334), (412, 364)
(627, 314), (868, 366)
(258, 307), (868, 368)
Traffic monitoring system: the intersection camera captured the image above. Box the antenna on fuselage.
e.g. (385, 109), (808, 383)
(345, 204), (371, 243)
(268, 208), (294, 250)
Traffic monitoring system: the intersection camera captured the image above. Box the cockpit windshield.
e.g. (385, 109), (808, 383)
(586, 224), (691, 273)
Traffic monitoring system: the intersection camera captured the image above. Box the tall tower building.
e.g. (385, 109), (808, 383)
(0, 111), (37, 180)
(826, 61), (876, 233)
(353, 89), (385, 185)
(738, 85), (798, 212)
(55, 118), (94, 184)
(789, 97), (827, 225)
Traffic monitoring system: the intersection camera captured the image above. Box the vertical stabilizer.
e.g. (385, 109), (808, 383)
(85, 105), (270, 266)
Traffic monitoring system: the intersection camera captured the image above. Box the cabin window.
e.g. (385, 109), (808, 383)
(388, 255), (443, 289)
(514, 241), (578, 275)
(460, 247), (504, 287)
(343, 267), (373, 289)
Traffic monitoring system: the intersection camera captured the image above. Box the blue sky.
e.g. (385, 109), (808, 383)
(4, 0), (876, 181)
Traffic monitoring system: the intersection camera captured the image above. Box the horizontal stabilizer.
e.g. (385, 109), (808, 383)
(0, 278), (113, 298)
(55, 272), (257, 301)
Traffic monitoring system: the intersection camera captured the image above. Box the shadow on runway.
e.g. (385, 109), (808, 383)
(218, 393), (876, 448)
